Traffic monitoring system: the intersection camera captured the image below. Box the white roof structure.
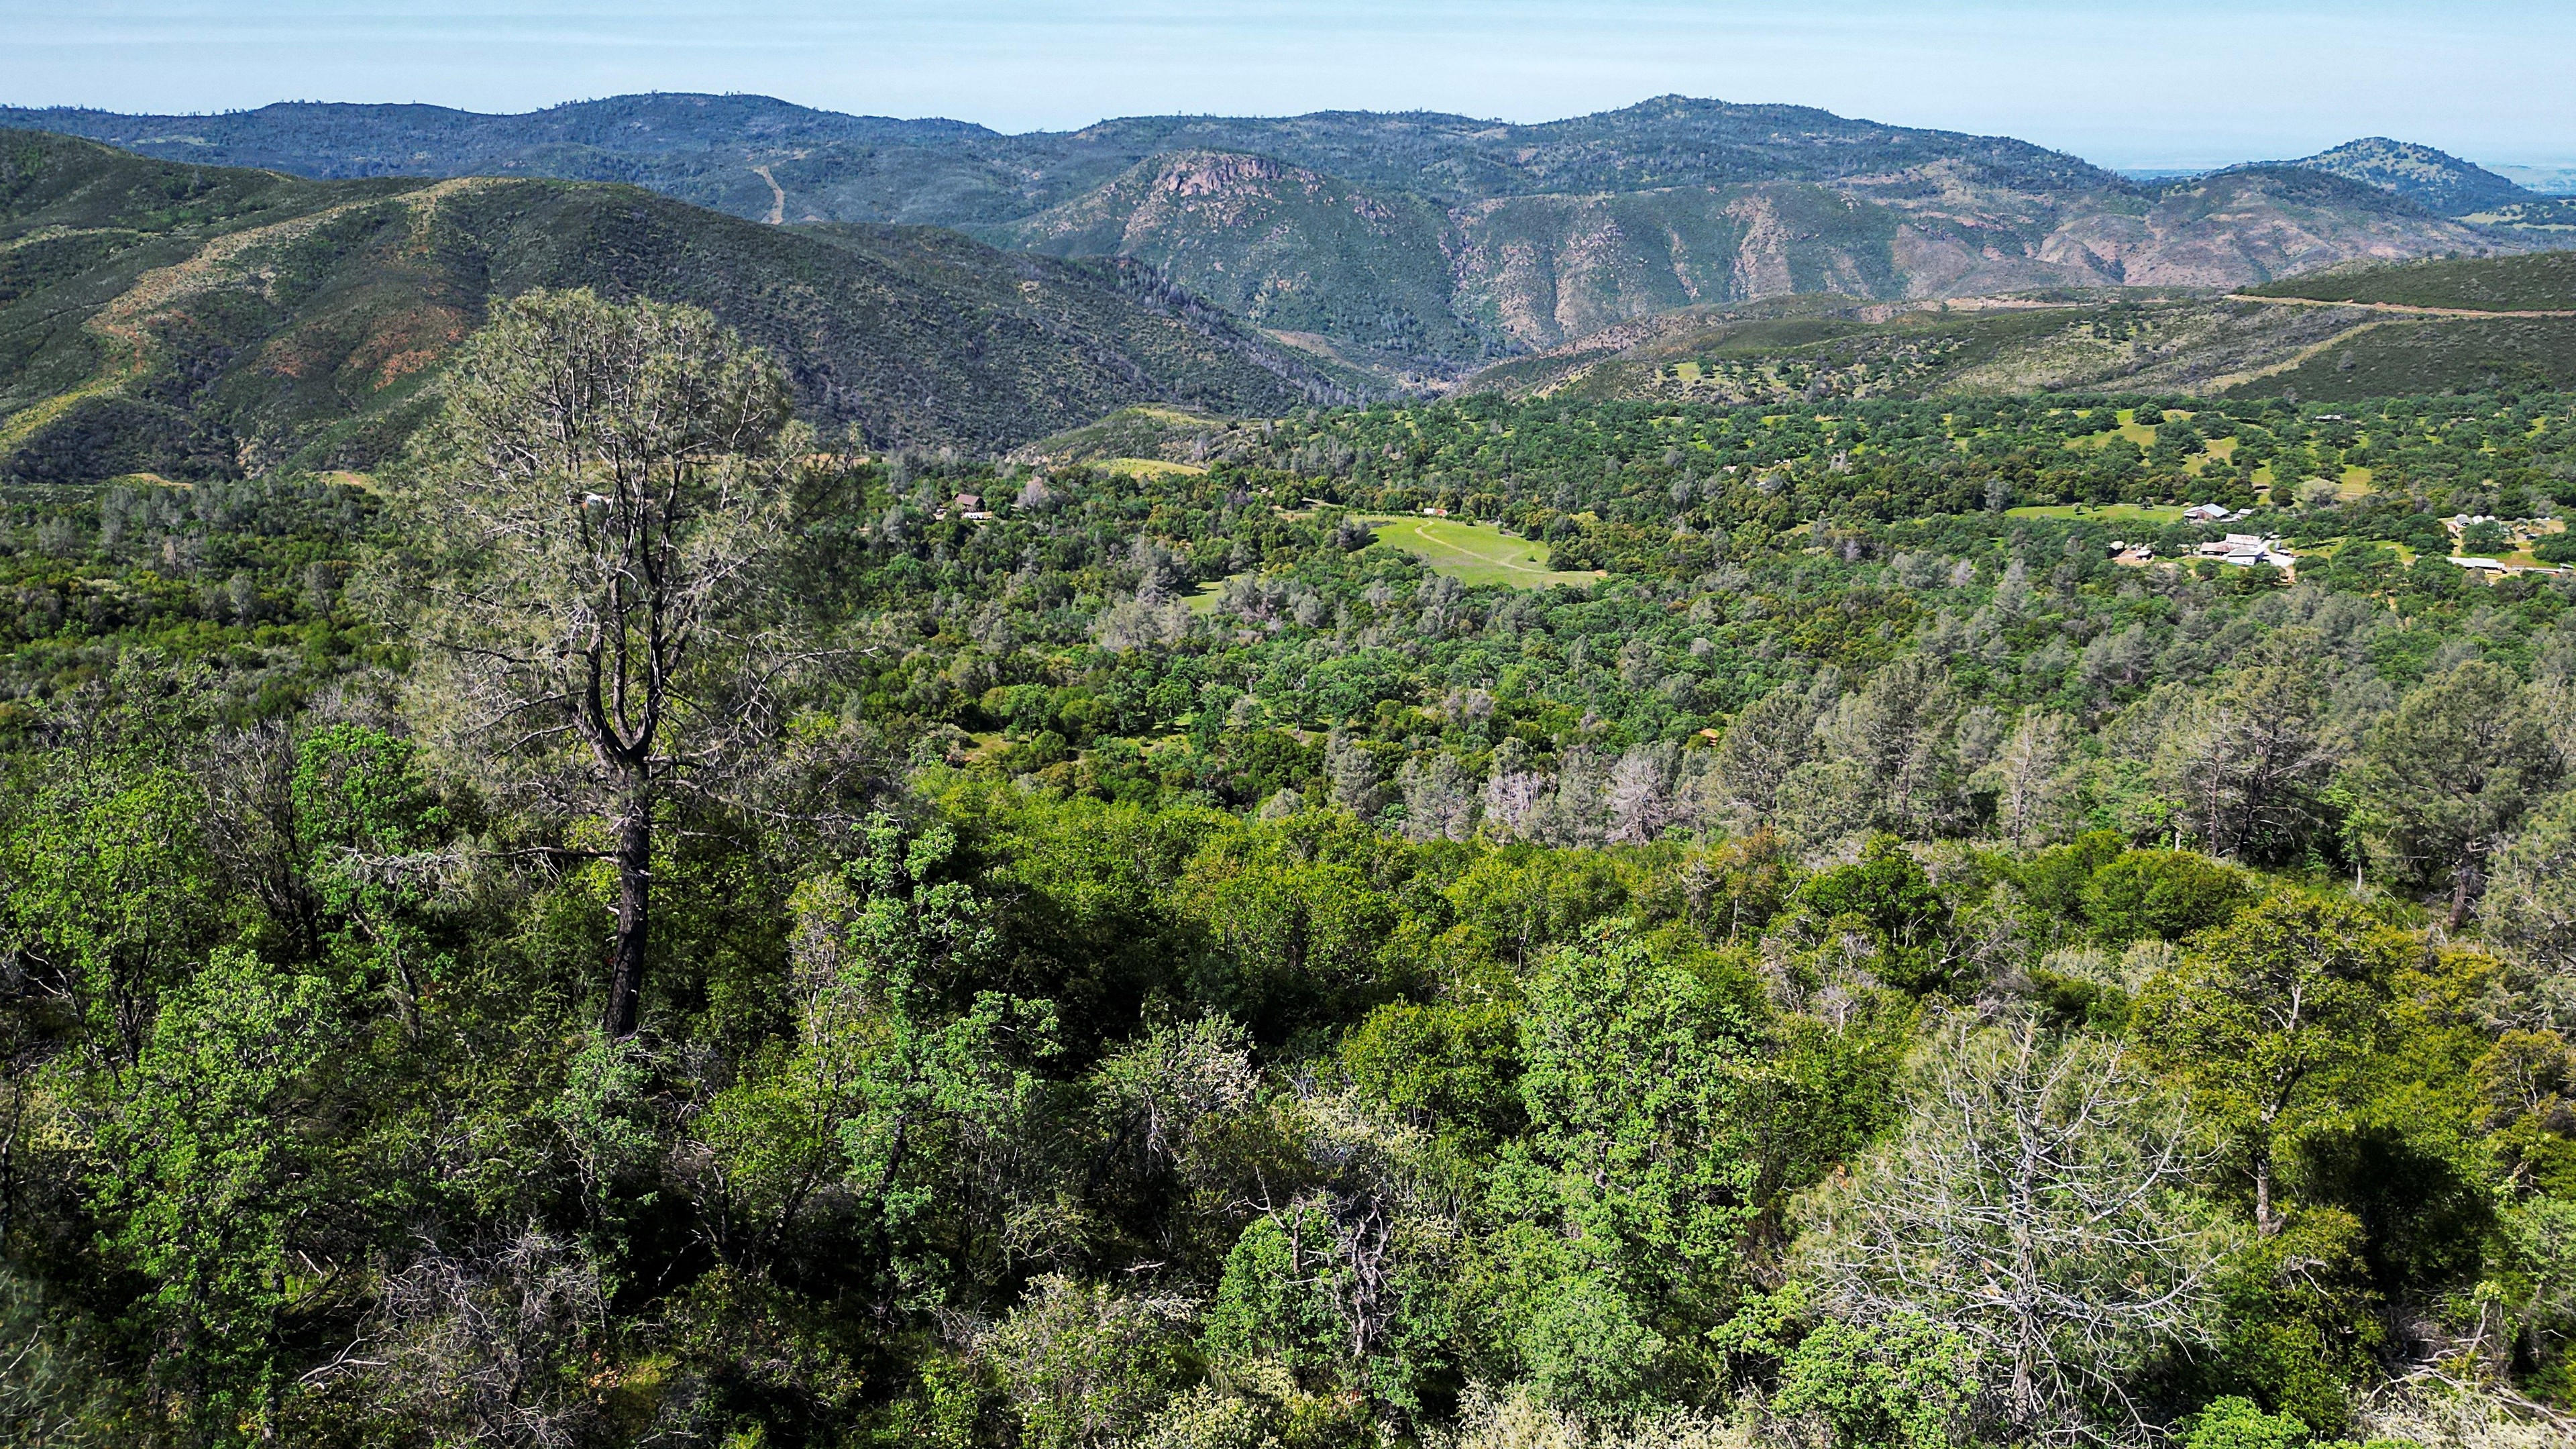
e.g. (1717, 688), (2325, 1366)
(2194, 534), (2298, 568)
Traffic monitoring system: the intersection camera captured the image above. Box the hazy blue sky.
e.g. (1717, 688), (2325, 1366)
(5, 1), (2573, 169)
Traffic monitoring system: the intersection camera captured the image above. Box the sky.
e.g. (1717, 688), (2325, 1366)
(5, 0), (2574, 171)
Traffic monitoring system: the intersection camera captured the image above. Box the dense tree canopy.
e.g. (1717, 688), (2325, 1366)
(2, 296), (2575, 1448)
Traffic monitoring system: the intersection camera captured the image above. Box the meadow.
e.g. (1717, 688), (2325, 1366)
(1364, 514), (1603, 587)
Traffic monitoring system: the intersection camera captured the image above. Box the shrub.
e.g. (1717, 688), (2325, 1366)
(2083, 850), (2252, 942)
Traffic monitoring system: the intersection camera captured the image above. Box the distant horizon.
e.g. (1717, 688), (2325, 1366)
(7, 1), (2576, 172)
(7, 87), (2575, 182)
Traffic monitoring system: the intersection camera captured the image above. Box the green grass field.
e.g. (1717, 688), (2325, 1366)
(1100, 457), (1208, 478)
(2004, 503), (2194, 527)
(1366, 516), (1601, 588)
(1183, 574), (1246, 614)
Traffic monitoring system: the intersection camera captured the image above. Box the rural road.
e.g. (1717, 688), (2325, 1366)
(2227, 293), (2576, 320)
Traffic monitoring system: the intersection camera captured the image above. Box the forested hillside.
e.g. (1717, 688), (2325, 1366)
(7, 95), (2554, 376)
(2247, 252), (2576, 313)
(2286, 139), (2543, 217)
(4, 269), (2576, 1449)
(0, 133), (1360, 482)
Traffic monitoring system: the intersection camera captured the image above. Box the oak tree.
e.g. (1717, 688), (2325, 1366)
(376, 289), (804, 1036)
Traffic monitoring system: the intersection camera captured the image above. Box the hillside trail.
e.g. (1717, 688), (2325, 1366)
(2228, 293), (2576, 319)
(752, 165), (786, 225)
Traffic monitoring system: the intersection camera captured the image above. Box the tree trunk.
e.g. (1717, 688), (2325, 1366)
(604, 801), (651, 1037)
(2447, 849), (2484, 929)
(261, 1271), (283, 1442)
(2253, 1157), (2275, 1237)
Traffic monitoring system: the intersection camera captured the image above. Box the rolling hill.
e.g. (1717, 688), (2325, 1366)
(9, 95), (2557, 378)
(2288, 138), (2536, 217)
(1453, 250), (2576, 407)
(2243, 249), (2576, 311)
(0, 132), (1366, 484)
(2282, 137), (2576, 228)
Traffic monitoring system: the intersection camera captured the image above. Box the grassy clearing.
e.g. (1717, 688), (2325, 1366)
(1128, 406), (1230, 427)
(1183, 574), (1251, 614)
(1099, 457), (1208, 478)
(2296, 537), (2426, 565)
(2004, 503), (2193, 527)
(1366, 516), (1601, 588)
(2176, 437), (2239, 478)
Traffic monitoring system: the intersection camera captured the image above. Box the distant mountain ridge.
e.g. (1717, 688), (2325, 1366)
(0, 93), (2126, 205)
(6, 94), (2565, 377)
(20, 92), (2552, 225)
(0, 95), (992, 176)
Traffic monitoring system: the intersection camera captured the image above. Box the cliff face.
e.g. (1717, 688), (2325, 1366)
(989, 152), (1470, 368)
